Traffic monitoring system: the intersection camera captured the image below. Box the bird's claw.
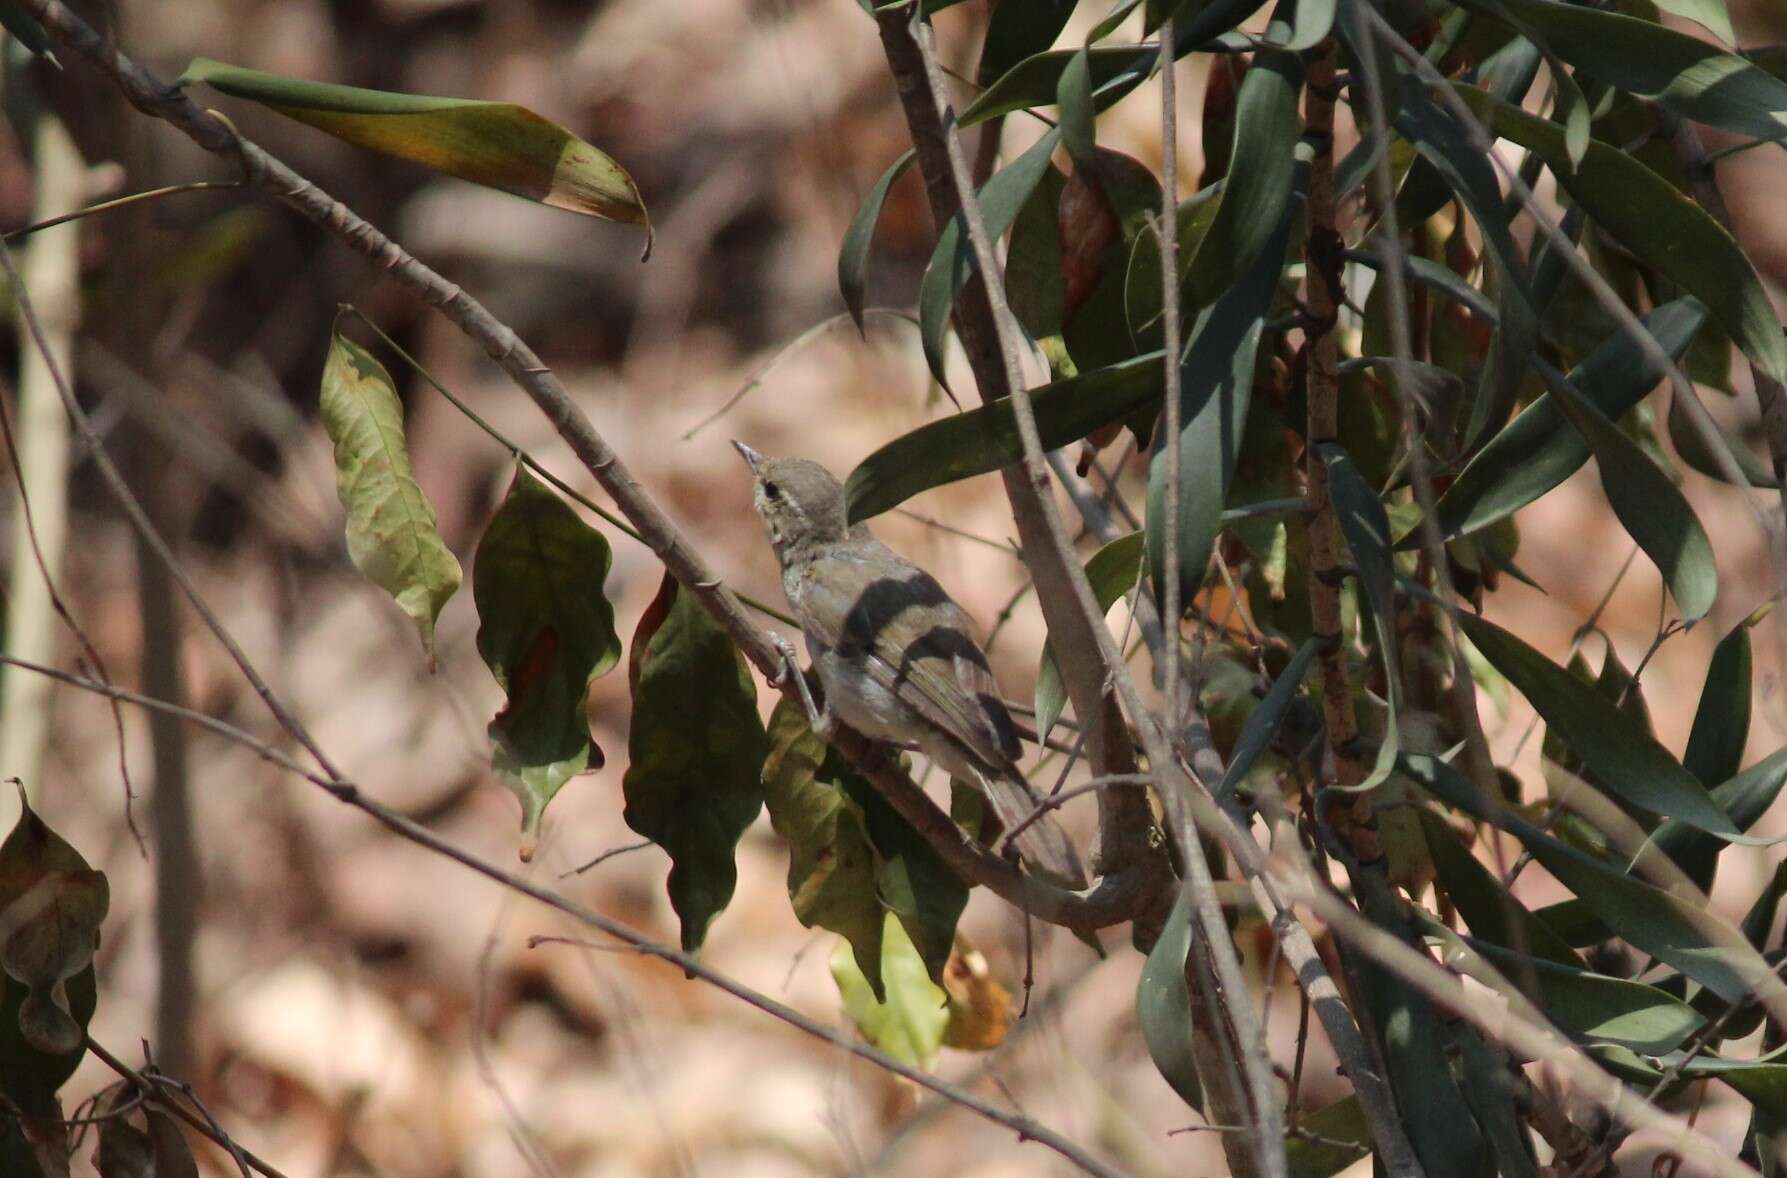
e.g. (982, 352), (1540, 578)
(771, 633), (834, 741)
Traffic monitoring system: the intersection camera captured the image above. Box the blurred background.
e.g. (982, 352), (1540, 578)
(3, 0), (1787, 1174)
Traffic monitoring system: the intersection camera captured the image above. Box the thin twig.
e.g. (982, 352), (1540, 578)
(1159, 16), (1185, 744)
(3, 180), (241, 241)
(84, 1039), (269, 1178)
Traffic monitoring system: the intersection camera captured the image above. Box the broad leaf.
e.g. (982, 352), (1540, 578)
(761, 699), (885, 998)
(1136, 885), (1202, 1111)
(622, 575), (767, 953)
(181, 59), (648, 233)
(474, 468), (621, 844)
(1036, 532), (1144, 742)
(319, 331), (462, 663)
(843, 773), (968, 988)
(978, 0), (1078, 86)
(831, 913), (949, 1069)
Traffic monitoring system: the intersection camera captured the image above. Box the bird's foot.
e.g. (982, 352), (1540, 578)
(772, 634), (835, 741)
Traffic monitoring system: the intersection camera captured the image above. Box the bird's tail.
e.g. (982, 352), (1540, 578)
(976, 768), (1089, 890)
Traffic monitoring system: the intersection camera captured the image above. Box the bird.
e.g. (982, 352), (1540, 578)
(734, 441), (1088, 890)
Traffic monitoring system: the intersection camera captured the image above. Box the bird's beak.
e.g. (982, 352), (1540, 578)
(731, 440), (764, 471)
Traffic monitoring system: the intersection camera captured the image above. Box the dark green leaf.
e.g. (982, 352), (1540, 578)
(1136, 885), (1202, 1111)
(1319, 443), (1401, 785)
(1056, 49), (1097, 172)
(761, 699), (885, 999)
(320, 331), (462, 663)
(1419, 809), (1583, 966)
(1284, 1096), (1371, 1178)
(1468, 940), (1705, 1052)
(1036, 532), (1144, 741)
(181, 59), (649, 231)
(839, 152), (915, 335)
(845, 351), (1166, 523)
(1146, 196), (1293, 609)
(622, 575), (767, 953)
(474, 467), (621, 841)
(0, 4), (52, 59)
(1432, 299), (1705, 540)
(919, 129), (1063, 387)
(1216, 639), (1316, 802)
(1654, 744), (1787, 894)
(1534, 357), (1718, 621)
(1345, 247), (1499, 323)
(843, 774), (969, 988)
(1685, 621), (1752, 788)
(963, 46), (1156, 127)
(1005, 162), (1069, 349)
(1743, 860), (1787, 951)
(1452, 85), (1787, 385)
(1668, 388), (1780, 489)
(978, 0), (1078, 86)
(1404, 754), (1780, 1004)
(1458, 614), (1733, 833)
(1453, 1027), (1539, 1178)
(1259, 0), (1335, 50)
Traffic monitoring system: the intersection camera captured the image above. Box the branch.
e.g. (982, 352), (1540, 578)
(14, 0), (1150, 932)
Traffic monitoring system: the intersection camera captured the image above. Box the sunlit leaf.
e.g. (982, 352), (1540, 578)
(319, 331), (462, 664)
(842, 771), (968, 987)
(181, 59), (649, 234)
(474, 468), (621, 845)
(623, 575), (767, 953)
(831, 914), (949, 1069)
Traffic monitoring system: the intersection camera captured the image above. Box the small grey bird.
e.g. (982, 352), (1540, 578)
(735, 441), (1087, 889)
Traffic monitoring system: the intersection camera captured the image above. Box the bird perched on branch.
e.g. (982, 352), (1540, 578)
(734, 441), (1087, 889)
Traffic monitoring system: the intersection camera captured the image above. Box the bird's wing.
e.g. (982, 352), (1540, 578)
(796, 541), (1021, 768)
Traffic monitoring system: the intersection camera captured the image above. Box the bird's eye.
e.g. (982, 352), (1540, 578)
(763, 482), (781, 500)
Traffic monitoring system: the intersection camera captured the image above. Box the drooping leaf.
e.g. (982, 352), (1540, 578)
(622, 575), (767, 954)
(831, 913), (949, 1069)
(0, 789), (100, 1116)
(1432, 299), (1706, 540)
(319, 331), (462, 663)
(1056, 48), (1097, 173)
(1215, 639), (1316, 803)
(841, 773), (969, 988)
(0, 786), (108, 1060)
(1457, 614), (1734, 834)
(1452, 84), (1787, 386)
(96, 1117), (154, 1178)
(1654, 744), (1787, 895)
(940, 938), (1013, 1051)
(1036, 532), (1144, 742)
(918, 129), (1063, 387)
(1684, 621), (1752, 788)
(1146, 194), (1293, 610)
(1136, 885), (1202, 1111)
(1345, 247), (1499, 323)
(474, 468), (621, 844)
(963, 46), (1157, 126)
(144, 1112), (199, 1178)
(180, 59), (649, 233)
(838, 151), (915, 335)
(761, 699), (885, 998)
(1534, 357), (1718, 622)
(845, 350), (1166, 523)
(1319, 443), (1402, 787)
(1404, 754), (1781, 1005)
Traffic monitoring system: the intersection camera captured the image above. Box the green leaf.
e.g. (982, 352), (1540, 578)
(1345, 247), (1499, 323)
(1183, 50), (1303, 310)
(1285, 1096), (1371, 1177)
(1685, 622), (1752, 788)
(1650, 0), (1736, 44)
(1146, 194), (1293, 610)
(1036, 532), (1144, 741)
(831, 913), (949, 1069)
(1468, 940), (1705, 1052)
(978, 0), (1078, 86)
(1056, 49), (1097, 173)
(180, 59), (649, 234)
(1452, 1026), (1539, 1178)
(1654, 744), (1787, 894)
(844, 774), (968, 988)
(622, 575), (767, 954)
(1667, 388), (1780, 489)
(0, 4), (52, 60)
(1458, 614), (1734, 834)
(0, 788), (100, 1115)
(319, 331), (462, 663)
(761, 699), (885, 999)
(962, 46), (1155, 127)
(1404, 754), (1780, 1004)
(474, 467), (621, 842)
(1216, 639), (1316, 802)
(1259, 0), (1335, 50)
(1136, 885), (1202, 1111)
(1533, 357), (1717, 621)
(838, 152), (914, 336)
(919, 129), (1063, 387)
(1452, 84), (1787, 386)
(1319, 443), (1401, 786)
(845, 350), (1166, 523)
(1432, 299), (1705, 540)
(1420, 809), (1583, 966)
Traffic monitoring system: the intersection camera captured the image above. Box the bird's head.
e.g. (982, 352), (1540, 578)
(732, 442), (850, 561)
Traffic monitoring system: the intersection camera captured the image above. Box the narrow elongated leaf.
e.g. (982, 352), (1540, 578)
(1036, 532), (1144, 740)
(319, 332), (462, 663)
(1146, 197), (1293, 608)
(1216, 639), (1316, 801)
(1467, 940), (1704, 1052)
(919, 129), (1063, 386)
(977, 0), (1077, 86)
(1405, 754), (1781, 1004)
(1685, 622), (1752, 788)
(1651, 0), (1736, 43)
(1419, 809), (1583, 965)
(0, 4), (51, 59)
(474, 468), (621, 842)
(963, 46), (1156, 126)
(1432, 299), (1705, 540)
(1668, 389), (1780, 489)
(623, 575), (767, 954)
(761, 700), (885, 998)
(1453, 85), (1787, 385)
(1320, 443), (1401, 786)
(1259, 0), (1335, 50)
(1458, 614), (1734, 834)
(839, 152), (915, 335)
(181, 59), (648, 231)
(831, 914), (949, 1069)
(1056, 49), (1097, 172)
(1534, 358), (1717, 621)
(845, 350), (1166, 523)
(1136, 885), (1202, 1110)
(1345, 248), (1499, 323)
(1654, 744), (1787, 893)
(1452, 1027), (1539, 1178)
(1183, 50), (1302, 309)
